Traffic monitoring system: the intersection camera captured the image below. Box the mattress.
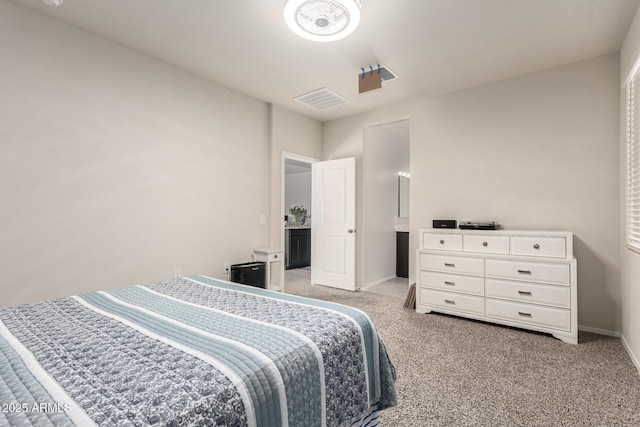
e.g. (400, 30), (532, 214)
(0, 275), (397, 426)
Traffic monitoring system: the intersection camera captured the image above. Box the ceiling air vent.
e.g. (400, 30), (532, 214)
(379, 65), (398, 82)
(359, 65), (398, 82)
(294, 87), (348, 110)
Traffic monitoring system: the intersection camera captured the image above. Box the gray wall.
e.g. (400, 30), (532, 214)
(269, 105), (322, 252)
(285, 171), (312, 221)
(620, 5), (640, 372)
(363, 120), (410, 286)
(2, 0), (635, 370)
(0, 1), (320, 305)
(323, 54), (621, 334)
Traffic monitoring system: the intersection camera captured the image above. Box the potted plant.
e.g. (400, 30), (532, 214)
(289, 205), (308, 226)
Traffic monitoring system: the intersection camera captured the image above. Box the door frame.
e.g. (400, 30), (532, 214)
(362, 117), (411, 289)
(281, 151), (318, 274)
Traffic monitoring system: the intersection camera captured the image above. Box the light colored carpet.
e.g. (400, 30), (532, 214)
(284, 270), (640, 426)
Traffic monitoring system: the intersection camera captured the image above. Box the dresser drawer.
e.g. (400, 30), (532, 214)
(485, 259), (570, 285)
(260, 252), (283, 262)
(423, 233), (463, 251)
(463, 234), (509, 255)
(510, 236), (566, 258)
(486, 299), (570, 331)
(420, 271), (484, 296)
(420, 253), (484, 276)
(420, 289), (484, 315)
(486, 279), (570, 308)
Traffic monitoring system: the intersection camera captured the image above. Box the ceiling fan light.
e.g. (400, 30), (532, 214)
(284, 0), (361, 42)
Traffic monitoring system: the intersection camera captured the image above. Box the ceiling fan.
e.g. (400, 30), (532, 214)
(284, 0), (362, 42)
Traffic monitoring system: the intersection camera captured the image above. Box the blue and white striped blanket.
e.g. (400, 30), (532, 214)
(0, 276), (397, 426)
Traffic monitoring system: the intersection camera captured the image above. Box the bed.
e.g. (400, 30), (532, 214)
(0, 275), (397, 426)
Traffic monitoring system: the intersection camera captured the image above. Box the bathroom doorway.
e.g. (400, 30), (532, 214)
(282, 153), (314, 275)
(362, 119), (410, 296)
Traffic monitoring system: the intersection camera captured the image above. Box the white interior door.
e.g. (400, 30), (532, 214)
(311, 157), (356, 291)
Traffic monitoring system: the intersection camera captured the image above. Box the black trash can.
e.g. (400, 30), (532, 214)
(230, 262), (266, 289)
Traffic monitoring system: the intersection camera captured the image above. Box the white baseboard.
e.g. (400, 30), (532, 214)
(577, 326), (639, 375)
(577, 325), (620, 337)
(363, 275), (397, 290)
(621, 334), (640, 375)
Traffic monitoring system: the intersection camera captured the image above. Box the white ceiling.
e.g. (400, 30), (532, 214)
(11, 0), (640, 122)
(285, 158), (312, 175)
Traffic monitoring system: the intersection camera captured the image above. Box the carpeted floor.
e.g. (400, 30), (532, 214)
(284, 272), (640, 426)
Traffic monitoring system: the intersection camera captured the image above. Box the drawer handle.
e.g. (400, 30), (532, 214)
(444, 263), (456, 268)
(482, 241), (488, 247)
(444, 299), (456, 305)
(251, 267), (260, 271)
(440, 239), (445, 244)
(518, 312), (532, 318)
(517, 269), (532, 275)
(518, 291), (532, 296)
(533, 243), (540, 250)
(444, 281), (455, 286)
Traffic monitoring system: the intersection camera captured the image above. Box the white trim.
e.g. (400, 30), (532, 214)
(621, 334), (640, 375)
(363, 116), (412, 128)
(624, 49), (640, 88)
(362, 117), (411, 293)
(281, 151), (318, 285)
(579, 326), (640, 375)
(282, 151), (318, 164)
(0, 320), (96, 426)
(577, 324), (620, 337)
(362, 275), (398, 289)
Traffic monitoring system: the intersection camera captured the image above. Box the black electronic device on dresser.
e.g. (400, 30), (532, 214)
(433, 219), (457, 229)
(458, 221), (501, 230)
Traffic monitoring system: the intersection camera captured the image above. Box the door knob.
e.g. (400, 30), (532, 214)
(348, 229), (355, 234)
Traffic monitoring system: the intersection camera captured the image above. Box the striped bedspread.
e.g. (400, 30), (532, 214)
(0, 275), (397, 426)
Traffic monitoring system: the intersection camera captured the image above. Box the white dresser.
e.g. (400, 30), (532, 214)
(416, 228), (577, 344)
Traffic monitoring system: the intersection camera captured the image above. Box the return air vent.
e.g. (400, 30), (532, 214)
(379, 65), (398, 82)
(294, 87), (348, 110)
(360, 65), (398, 82)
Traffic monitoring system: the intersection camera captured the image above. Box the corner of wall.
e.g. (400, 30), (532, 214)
(621, 333), (640, 375)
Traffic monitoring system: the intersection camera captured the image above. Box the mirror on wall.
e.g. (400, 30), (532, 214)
(398, 172), (409, 217)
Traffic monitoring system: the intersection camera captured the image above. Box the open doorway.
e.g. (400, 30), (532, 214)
(362, 119), (410, 299)
(282, 153), (358, 294)
(281, 152), (316, 292)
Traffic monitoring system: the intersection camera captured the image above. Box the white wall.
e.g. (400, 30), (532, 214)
(0, 1), (321, 306)
(363, 120), (410, 286)
(285, 171), (312, 218)
(324, 54), (621, 333)
(1, 0), (628, 346)
(269, 105), (322, 252)
(620, 6), (640, 371)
